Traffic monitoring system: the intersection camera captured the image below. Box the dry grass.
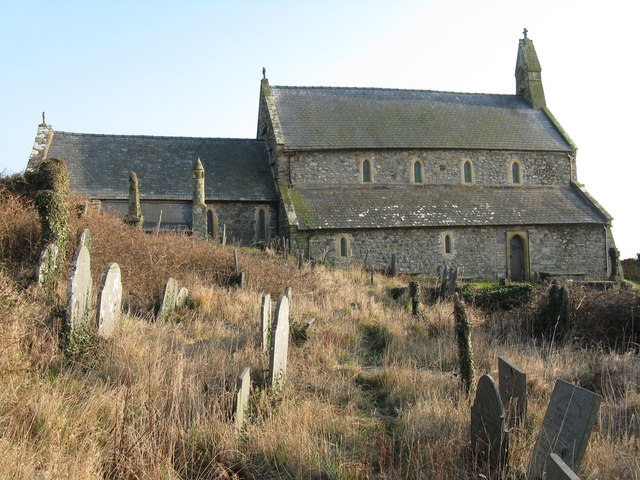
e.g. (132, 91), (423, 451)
(0, 190), (639, 479)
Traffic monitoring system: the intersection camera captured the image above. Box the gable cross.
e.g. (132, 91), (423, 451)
(523, 28), (528, 39)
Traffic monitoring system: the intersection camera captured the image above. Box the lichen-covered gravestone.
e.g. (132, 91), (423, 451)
(176, 287), (189, 308)
(36, 243), (59, 291)
(66, 244), (92, 349)
(547, 453), (581, 480)
(268, 295), (290, 390)
(158, 277), (179, 322)
(528, 380), (601, 480)
(234, 367), (251, 430)
(96, 262), (122, 338)
(471, 374), (509, 475)
(498, 356), (527, 427)
(261, 293), (272, 353)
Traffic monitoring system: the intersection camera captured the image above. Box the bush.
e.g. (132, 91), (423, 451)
(460, 282), (534, 311)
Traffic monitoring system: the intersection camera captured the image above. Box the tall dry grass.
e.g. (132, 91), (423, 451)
(0, 189), (638, 479)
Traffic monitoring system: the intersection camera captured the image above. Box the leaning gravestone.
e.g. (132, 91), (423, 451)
(66, 244), (92, 348)
(261, 293), (272, 353)
(96, 262), (122, 338)
(235, 367), (251, 430)
(528, 380), (601, 480)
(176, 287), (189, 308)
(547, 453), (581, 480)
(268, 295), (290, 390)
(471, 374), (509, 475)
(36, 243), (59, 291)
(498, 356), (527, 427)
(158, 277), (179, 322)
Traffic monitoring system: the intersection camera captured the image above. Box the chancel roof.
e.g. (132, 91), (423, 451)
(282, 184), (609, 231)
(46, 132), (277, 202)
(270, 86), (574, 152)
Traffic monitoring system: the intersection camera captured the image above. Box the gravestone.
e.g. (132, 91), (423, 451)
(36, 243), (59, 291)
(261, 293), (272, 353)
(176, 287), (189, 308)
(471, 374), (509, 475)
(548, 453), (581, 480)
(528, 380), (601, 480)
(234, 367), (251, 430)
(96, 262), (122, 338)
(285, 286), (292, 310)
(78, 228), (92, 252)
(234, 248), (239, 272)
(447, 267), (459, 297)
(498, 356), (527, 427)
(66, 244), (92, 346)
(158, 277), (179, 322)
(439, 265), (449, 299)
(268, 295), (290, 390)
(229, 271), (245, 289)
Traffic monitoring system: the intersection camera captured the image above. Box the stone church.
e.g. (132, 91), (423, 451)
(27, 35), (616, 281)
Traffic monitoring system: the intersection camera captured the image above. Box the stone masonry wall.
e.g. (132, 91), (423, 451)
(290, 149), (573, 186)
(301, 224), (606, 280)
(101, 200), (277, 246)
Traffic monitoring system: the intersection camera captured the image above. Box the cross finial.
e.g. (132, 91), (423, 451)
(42, 111), (46, 124)
(262, 67), (266, 79)
(523, 28), (528, 39)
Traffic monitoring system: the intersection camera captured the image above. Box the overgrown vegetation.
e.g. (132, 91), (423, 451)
(0, 187), (638, 479)
(460, 281), (534, 310)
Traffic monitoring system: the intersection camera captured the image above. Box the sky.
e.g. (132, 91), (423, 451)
(1, 0), (638, 259)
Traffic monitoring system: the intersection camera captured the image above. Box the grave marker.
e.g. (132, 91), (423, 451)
(176, 287), (189, 308)
(471, 374), (509, 475)
(66, 244), (92, 347)
(234, 367), (251, 430)
(261, 293), (272, 353)
(268, 295), (290, 390)
(285, 286), (292, 310)
(158, 277), (179, 322)
(36, 243), (59, 291)
(528, 380), (601, 480)
(498, 356), (527, 427)
(447, 267), (459, 297)
(96, 262), (122, 338)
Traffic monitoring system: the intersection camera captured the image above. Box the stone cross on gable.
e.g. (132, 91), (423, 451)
(523, 28), (528, 39)
(262, 67), (266, 79)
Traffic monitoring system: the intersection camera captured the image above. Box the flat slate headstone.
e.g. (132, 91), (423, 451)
(268, 295), (290, 390)
(36, 243), (59, 290)
(176, 287), (189, 308)
(261, 293), (272, 353)
(235, 367), (251, 430)
(96, 262), (122, 338)
(66, 244), (92, 344)
(499, 356), (527, 427)
(471, 374), (509, 474)
(528, 380), (601, 480)
(547, 453), (581, 480)
(158, 277), (179, 322)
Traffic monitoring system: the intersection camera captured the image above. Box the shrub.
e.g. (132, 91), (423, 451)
(460, 282), (534, 310)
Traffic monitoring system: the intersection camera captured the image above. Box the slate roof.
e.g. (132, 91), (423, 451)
(270, 86), (574, 152)
(46, 132), (277, 202)
(282, 184), (608, 230)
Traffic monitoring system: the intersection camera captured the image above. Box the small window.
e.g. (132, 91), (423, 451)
(337, 235), (350, 258)
(413, 160), (423, 184)
(340, 237), (348, 257)
(463, 161), (473, 184)
(257, 208), (267, 241)
(444, 234), (452, 254)
(511, 161), (522, 184)
(362, 159), (372, 183)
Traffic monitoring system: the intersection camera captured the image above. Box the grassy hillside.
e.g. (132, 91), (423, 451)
(0, 189), (638, 479)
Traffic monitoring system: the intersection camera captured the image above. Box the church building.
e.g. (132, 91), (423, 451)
(27, 35), (617, 281)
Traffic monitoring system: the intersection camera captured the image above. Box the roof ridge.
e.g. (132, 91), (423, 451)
(54, 131), (265, 143)
(271, 84), (516, 98)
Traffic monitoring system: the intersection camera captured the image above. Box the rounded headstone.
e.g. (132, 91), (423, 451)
(96, 262), (122, 338)
(176, 287), (189, 308)
(471, 374), (508, 473)
(66, 244), (92, 339)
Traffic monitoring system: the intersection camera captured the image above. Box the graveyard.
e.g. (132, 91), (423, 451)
(0, 180), (639, 479)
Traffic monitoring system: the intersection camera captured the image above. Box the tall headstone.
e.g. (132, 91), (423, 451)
(453, 293), (474, 395)
(66, 244), (92, 347)
(439, 265), (449, 299)
(96, 262), (122, 338)
(528, 380), (602, 480)
(471, 374), (509, 475)
(191, 158), (207, 239)
(447, 267), (459, 297)
(36, 243), (59, 291)
(268, 295), (290, 390)
(498, 357), (527, 427)
(261, 293), (272, 353)
(234, 367), (251, 430)
(125, 171), (144, 229)
(547, 453), (581, 480)
(158, 277), (179, 322)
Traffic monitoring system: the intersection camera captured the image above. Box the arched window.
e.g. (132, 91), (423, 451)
(257, 208), (267, 242)
(362, 159), (372, 183)
(337, 235), (350, 258)
(340, 237), (348, 257)
(413, 160), (423, 184)
(463, 161), (473, 184)
(444, 234), (452, 254)
(511, 161), (522, 184)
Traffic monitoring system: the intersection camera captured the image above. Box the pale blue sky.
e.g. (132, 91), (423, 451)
(1, 0), (637, 258)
